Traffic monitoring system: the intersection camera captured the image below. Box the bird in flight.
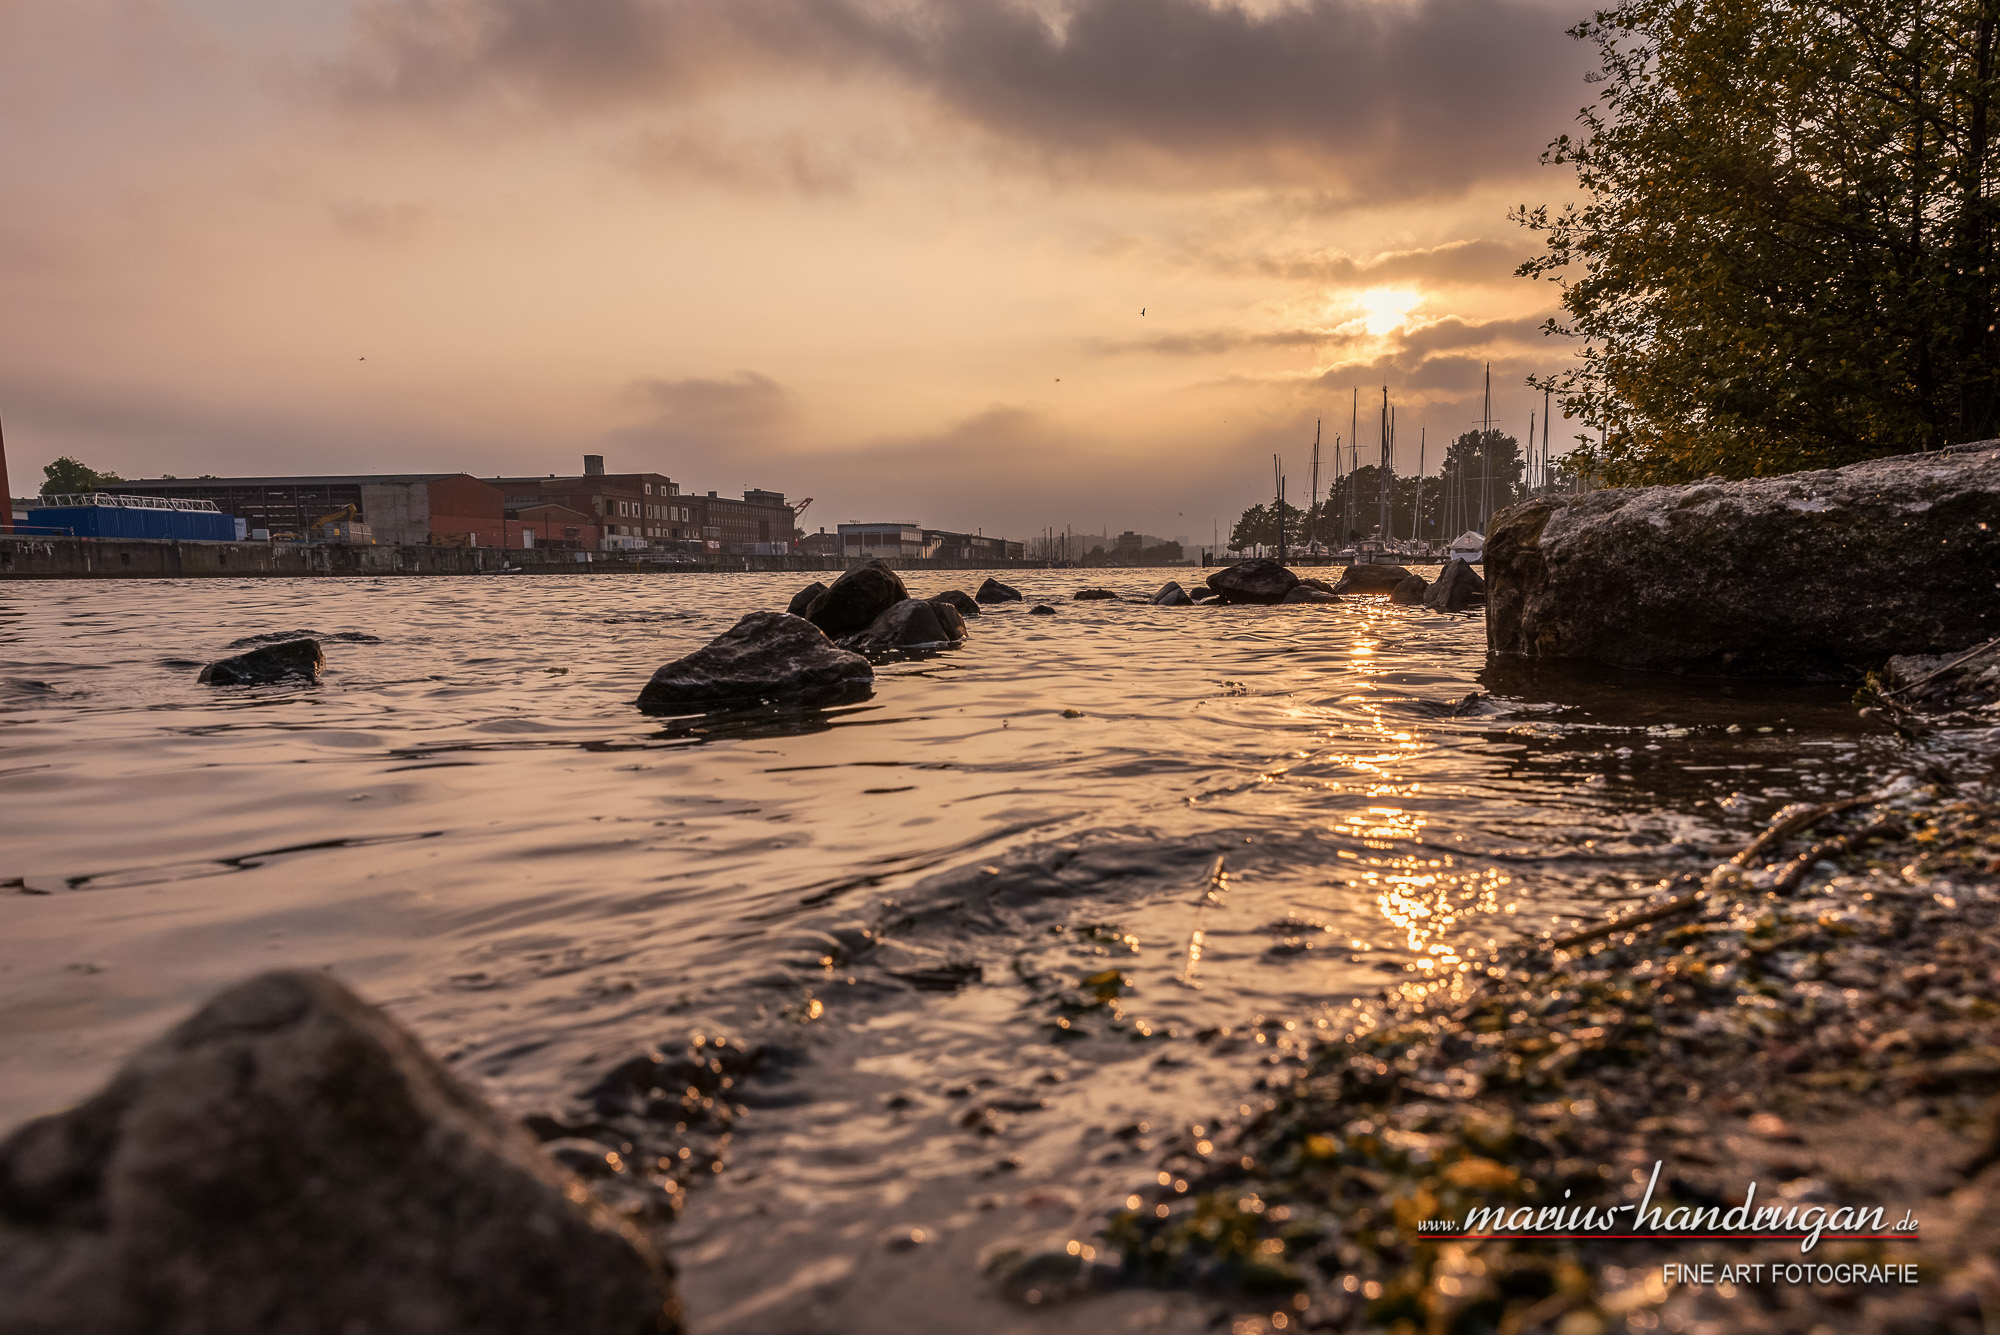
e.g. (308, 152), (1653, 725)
(1141, 308), (1145, 316)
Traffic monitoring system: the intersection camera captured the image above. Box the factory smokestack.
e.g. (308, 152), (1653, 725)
(583, 454), (604, 476)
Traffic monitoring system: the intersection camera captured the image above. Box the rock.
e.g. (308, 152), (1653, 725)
(975, 578), (1023, 604)
(0, 970), (679, 1335)
(1389, 574), (1429, 605)
(927, 590), (980, 617)
(805, 565), (909, 638)
(1329, 563), (1414, 595)
(1879, 645), (2000, 714)
(1296, 577), (1338, 595)
(1281, 587), (1339, 603)
(1485, 447), (2000, 676)
(1150, 581), (1193, 606)
(785, 581), (829, 617)
(1422, 558), (1487, 612)
(1206, 559), (1298, 605)
(1189, 586), (1219, 602)
(1029, 605), (1056, 615)
(638, 612), (872, 711)
(842, 599), (963, 654)
(1072, 588), (1119, 600)
(196, 638), (323, 685)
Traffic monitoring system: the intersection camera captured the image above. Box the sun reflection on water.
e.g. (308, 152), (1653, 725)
(1327, 805), (1515, 975)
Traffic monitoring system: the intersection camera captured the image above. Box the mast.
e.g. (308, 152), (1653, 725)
(1273, 454), (1286, 563)
(1309, 419), (1322, 552)
(1541, 388), (1551, 493)
(1479, 362), (1494, 530)
(1415, 427), (1426, 544)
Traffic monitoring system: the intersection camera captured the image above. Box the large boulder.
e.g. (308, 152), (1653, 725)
(1329, 563), (1414, 595)
(638, 612), (872, 711)
(1422, 559), (1486, 612)
(785, 582), (828, 617)
(1389, 574), (1429, 605)
(975, 578), (1023, 604)
(1072, 588), (1119, 601)
(1150, 581), (1193, 606)
(1485, 446), (2000, 676)
(805, 565), (908, 638)
(842, 599), (963, 654)
(197, 639), (322, 685)
(1206, 559), (1298, 605)
(927, 590), (980, 617)
(0, 970), (679, 1335)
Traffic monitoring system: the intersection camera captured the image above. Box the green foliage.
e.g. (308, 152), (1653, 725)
(40, 457), (123, 496)
(1228, 500), (1306, 551)
(1516, 0), (2000, 483)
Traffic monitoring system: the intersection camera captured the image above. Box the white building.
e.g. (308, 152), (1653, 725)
(836, 522), (925, 560)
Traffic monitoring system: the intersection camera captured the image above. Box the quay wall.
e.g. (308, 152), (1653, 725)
(0, 536), (1049, 580)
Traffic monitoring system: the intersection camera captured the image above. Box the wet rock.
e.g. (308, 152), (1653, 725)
(805, 565), (909, 638)
(1421, 558), (1486, 612)
(1029, 605), (1056, 615)
(0, 969), (680, 1335)
(1485, 446), (2000, 676)
(928, 590), (980, 617)
(1389, 574), (1428, 605)
(638, 611), (872, 711)
(1281, 587), (1339, 604)
(1151, 581), (1194, 606)
(785, 581), (828, 617)
(1206, 559), (1298, 605)
(196, 638), (323, 685)
(842, 599), (961, 654)
(976, 578), (1024, 604)
(1296, 577), (1338, 595)
(1189, 586), (1219, 602)
(1073, 588), (1119, 601)
(1880, 644), (2000, 715)
(1328, 562), (1414, 595)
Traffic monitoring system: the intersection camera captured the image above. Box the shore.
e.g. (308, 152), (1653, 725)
(1100, 770), (2000, 1332)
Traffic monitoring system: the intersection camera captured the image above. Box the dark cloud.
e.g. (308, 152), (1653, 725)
(610, 371), (796, 456)
(329, 0), (1590, 195)
(1395, 314), (1549, 355)
(1093, 326), (1358, 357)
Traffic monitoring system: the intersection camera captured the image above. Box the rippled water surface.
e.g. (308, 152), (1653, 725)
(0, 571), (1905, 1331)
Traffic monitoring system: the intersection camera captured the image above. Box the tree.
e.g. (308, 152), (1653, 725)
(41, 457), (123, 496)
(1228, 500), (1305, 551)
(1515, 0), (2000, 484)
(1436, 431), (1525, 531)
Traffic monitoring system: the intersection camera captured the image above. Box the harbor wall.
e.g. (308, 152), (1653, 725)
(0, 536), (1051, 580)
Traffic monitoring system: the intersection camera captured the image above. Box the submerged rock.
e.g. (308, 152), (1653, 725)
(196, 638), (323, 685)
(785, 582), (829, 617)
(843, 599), (963, 654)
(0, 969), (679, 1335)
(1422, 558), (1486, 612)
(1206, 559), (1298, 605)
(638, 612), (872, 711)
(1029, 604), (1056, 616)
(1296, 577), (1338, 595)
(976, 578), (1024, 604)
(805, 565), (909, 638)
(1880, 644), (2000, 715)
(1486, 445), (2000, 676)
(1281, 587), (1339, 604)
(1389, 574), (1428, 605)
(1073, 588), (1119, 601)
(1329, 563), (1414, 595)
(927, 590), (980, 617)
(1189, 586), (1219, 602)
(1151, 581), (1194, 606)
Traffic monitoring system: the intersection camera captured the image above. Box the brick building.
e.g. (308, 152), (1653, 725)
(494, 457), (795, 553)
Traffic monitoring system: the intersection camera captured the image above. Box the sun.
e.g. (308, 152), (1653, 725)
(1355, 287), (1422, 336)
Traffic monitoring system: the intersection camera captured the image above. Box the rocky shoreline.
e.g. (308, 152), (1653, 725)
(1097, 775), (2000, 1333)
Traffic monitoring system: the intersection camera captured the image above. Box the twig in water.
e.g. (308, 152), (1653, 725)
(1877, 637), (2000, 699)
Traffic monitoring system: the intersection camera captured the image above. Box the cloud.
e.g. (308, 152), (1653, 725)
(328, 197), (431, 242)
(611, 371), (796, 453)
(1093, 326), (1360, 357)
(326, 0), (1590, 196)
(614, 125), (860, 195)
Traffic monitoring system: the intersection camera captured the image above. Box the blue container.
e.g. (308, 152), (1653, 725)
(27, 503), (239, 541)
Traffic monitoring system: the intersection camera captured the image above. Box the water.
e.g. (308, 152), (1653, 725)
(0, 572), (1904, 1331)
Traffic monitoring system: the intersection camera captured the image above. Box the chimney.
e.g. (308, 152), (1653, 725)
(583, 454), (605, 476)
(0, 408), (12, 533)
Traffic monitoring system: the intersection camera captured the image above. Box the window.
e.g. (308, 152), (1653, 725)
(644, 483), (653, 495)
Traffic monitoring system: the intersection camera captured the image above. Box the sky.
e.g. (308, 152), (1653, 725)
(0, 0), (1596, 544)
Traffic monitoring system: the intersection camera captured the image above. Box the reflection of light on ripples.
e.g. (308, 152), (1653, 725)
(1327, 805), (1515, 973)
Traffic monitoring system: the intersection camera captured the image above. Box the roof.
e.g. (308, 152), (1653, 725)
(106, 474), (486, 489)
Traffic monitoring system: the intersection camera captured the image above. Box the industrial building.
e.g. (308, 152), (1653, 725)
(28, 493), (236, 542)
(101, 474), (505, 546)
(832, 522), (1025, 562)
